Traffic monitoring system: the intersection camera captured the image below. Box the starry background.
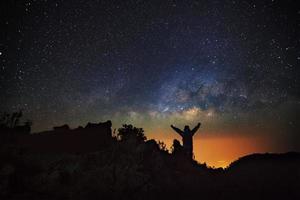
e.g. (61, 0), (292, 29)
(1, 0), (299, 166)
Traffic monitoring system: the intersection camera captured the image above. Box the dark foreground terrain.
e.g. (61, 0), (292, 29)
(0, 120), (299, 200)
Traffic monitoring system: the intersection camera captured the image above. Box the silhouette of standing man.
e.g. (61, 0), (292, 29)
(171, 123), (201, 160)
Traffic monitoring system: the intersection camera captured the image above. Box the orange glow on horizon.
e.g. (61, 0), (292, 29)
(147, 130), (273, 168)
(193, 136), (272, 168)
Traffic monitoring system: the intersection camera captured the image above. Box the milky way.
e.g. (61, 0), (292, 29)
(0, 0), (299, 152)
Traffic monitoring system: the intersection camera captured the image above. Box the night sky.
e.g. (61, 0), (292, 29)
(1, 0), (299, 167)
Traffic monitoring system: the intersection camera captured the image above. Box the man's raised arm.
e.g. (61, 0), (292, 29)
(171, 125), (183, 137)
(191, 123), (201, 136)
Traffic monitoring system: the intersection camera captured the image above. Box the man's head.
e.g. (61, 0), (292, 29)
(184, 125), (190, 132)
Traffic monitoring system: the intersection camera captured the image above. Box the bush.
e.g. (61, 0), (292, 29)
(117, 124), (146, 142)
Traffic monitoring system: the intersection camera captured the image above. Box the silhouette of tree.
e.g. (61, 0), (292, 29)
(0, 111), (32, 134)
(117, 124), (146, 142)
(157, 140), (168, 152)
(11, 111), (22, 128)
(0, 111), (22, 128)
(0, 112), (9, 128)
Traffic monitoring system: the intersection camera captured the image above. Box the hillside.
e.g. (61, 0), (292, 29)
(0, 122), (299, 200)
